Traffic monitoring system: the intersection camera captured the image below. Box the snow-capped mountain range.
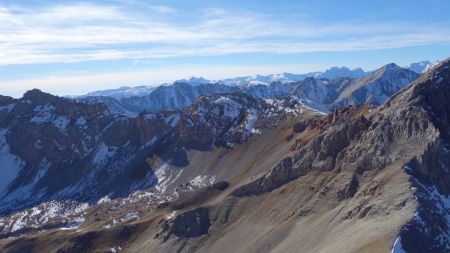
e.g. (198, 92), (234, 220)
(82, 61), (432, 100)
(79, 63), (419, 116)
(81, 66), (368, 99)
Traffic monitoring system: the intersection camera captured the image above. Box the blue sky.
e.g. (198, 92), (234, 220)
(1, 0), (450, 97)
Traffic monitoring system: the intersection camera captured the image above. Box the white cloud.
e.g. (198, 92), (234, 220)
(150, 5), (176, 14)
(0, 2), (449, 65)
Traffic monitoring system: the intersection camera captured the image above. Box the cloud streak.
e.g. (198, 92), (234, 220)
(0, 2), (449, 65)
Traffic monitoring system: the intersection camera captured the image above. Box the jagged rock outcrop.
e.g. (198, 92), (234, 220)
(233, 105), (371, 197)
(165, 207), (211, 238)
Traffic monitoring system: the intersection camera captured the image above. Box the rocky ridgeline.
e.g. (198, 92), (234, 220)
(0, 90), (309, 236)
(231, 59), (450, 252)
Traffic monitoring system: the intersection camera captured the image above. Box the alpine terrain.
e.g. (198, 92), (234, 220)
(0, 58), (448, 253)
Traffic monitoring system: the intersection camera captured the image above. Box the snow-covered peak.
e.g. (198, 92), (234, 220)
(373, 63), (415, 78)
(407, 60), (440, 74)
(316, 66), (367, 79)
(174, 76), (211, 86)
(218, 73), (309, 87)
(82, 85), (157, 99)
(79, 67), (367, 100)
(218, 74), (276, 87)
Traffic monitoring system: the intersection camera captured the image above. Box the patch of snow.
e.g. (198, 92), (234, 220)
(53, 116), (70, 134)
(75, 116), (87, 126)
(0, 200), (89, 235)
(0, 128), (25, 196)
(195, 212), (201, 224)
(97, 195), (111, 204)
(215, 96), (243, 118)
(11, 212), (27, 232)
(391, 236), (406, 253)
(189, 175), (215, 188)
(39, 201), (89, 224)
(60, 216), (85, 230)
(244, 108), (259, 134)
(103, 219), (118, 229)
(248, 80), (268, 85)
(0, 158), (49, 203)
(93, 143), (117, 166)
(145, 136), (158, 147)
(406, 175), (450, 248)
(166, 211), (176, 220)
(165, 114), (180, 127)
(0, 103), (15, 113)
(154, 163), (182, 193)
(144, 114), (156, 120)
(292, 97), (329, 115)
(34, 139), (43, 149)
(110, 246), (122, 253)
(30, 207), (41, 217)
(31, 103), (55, 124)
(121, 212), (139, 222)
(265, 99), (274, 105)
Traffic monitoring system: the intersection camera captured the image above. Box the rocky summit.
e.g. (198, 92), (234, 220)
(0, 59), (449, 253)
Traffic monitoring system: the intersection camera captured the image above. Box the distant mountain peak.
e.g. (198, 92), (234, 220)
(407, 60), (439, 74)
(378, 62), (403, 72)
(317, 66), (367, 79)
(23, 89), (58, 104)
(174, 76), (211, 86)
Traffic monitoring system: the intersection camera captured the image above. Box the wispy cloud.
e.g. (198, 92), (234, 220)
(150, 5), (176, 14)
(0, 2), (449, 65)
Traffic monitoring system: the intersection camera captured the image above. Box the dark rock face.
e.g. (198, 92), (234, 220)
(56, 231), (98, 253)
(385, 60), (450, 253)
(211, 181), (229, 191)
(232, 157), (294, 197)
(172, 208), (210, 238)
(336, 174), (359, 200)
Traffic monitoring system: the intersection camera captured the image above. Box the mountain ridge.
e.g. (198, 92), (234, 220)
(79, 63), (419, 117)
(78, 61), (430, 100)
